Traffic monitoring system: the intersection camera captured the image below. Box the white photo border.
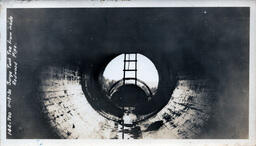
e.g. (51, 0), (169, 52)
(0, 0), (255, 146)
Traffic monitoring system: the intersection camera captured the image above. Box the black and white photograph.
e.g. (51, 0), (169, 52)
(5, 7), (251, 139)
(1, 1), (256, 146)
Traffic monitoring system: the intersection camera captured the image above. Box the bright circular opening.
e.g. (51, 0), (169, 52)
(101, 53), (159, 95)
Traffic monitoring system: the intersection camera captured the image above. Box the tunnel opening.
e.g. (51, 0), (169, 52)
(80, 51), (177, 123)
(101, 53), (160, 96)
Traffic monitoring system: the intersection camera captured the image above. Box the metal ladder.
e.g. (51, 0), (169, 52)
(123, 53), (138, 86)
(121, 53), (138, 139)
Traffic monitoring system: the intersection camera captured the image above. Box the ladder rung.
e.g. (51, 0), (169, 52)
(123, 78), (137, 80)
(124, 60), (137, 62)
(123, 69), (137, 71)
